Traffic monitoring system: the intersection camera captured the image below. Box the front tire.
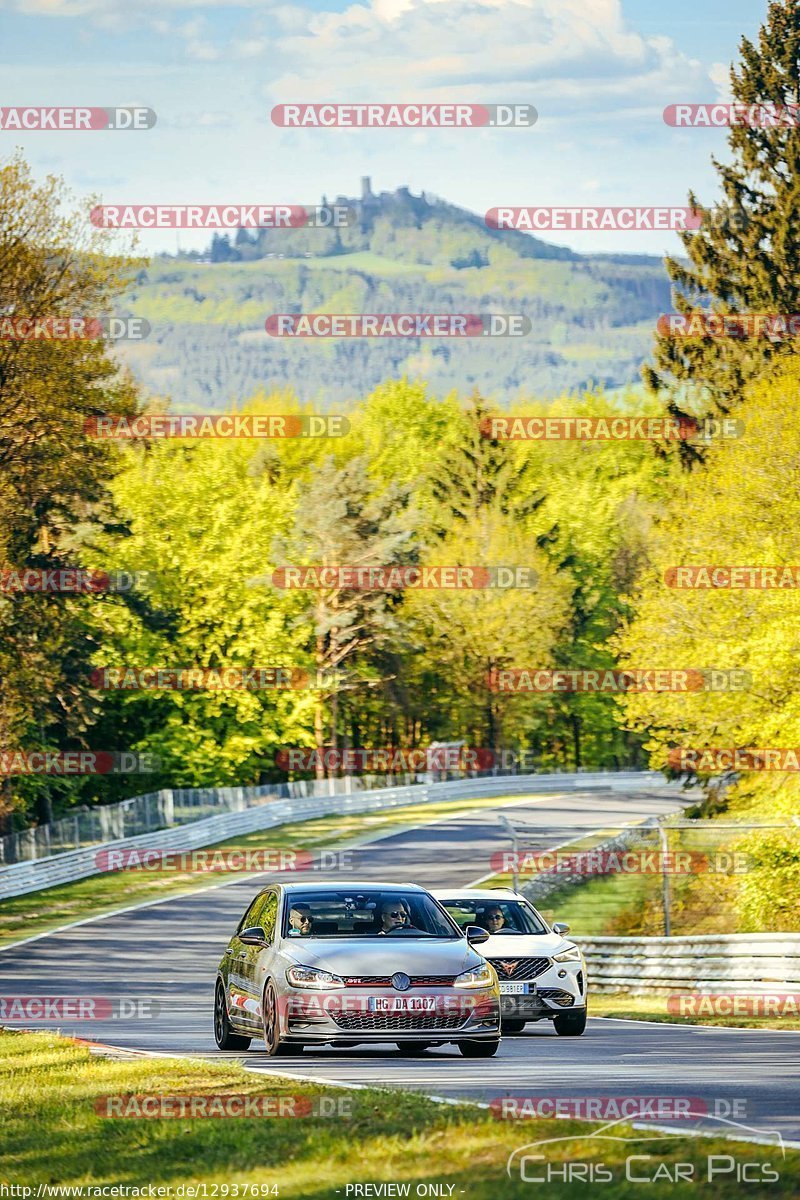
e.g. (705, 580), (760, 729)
(458, 1039), (500, 1058)
(262, 981), (303, 1056)
(214, 982), (251, 1051)
(553, 1008), (587, 1036)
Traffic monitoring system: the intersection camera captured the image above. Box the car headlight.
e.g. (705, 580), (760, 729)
(553, 946), (581, 963)
(286, 966), (345, 989)
(454, 962), (495, 989)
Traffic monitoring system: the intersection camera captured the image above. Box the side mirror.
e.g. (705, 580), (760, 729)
(466, 924), (490, 945)
(239, 925), (268, 946)
(552, 921), (570, 936)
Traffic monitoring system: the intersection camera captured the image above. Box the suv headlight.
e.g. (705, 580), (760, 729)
(454, 962), (495, 989)
(286, 966), (345, 989)
(553, 946), (581, 963)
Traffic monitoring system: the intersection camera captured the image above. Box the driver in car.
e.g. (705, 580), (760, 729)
(378, 899), (413, 934)
(478, 905), (506, 932)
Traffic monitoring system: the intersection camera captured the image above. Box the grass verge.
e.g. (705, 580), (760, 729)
(591, 992), (800, 1031)
(1, 1030), (796, 1197)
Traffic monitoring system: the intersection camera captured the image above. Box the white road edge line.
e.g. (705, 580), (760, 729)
(592, 1015), (800, 1036)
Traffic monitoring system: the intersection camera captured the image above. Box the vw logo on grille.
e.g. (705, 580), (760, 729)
(391, 972), (411, 991)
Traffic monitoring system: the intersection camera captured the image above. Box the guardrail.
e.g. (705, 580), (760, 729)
(0, 770), (669, 901)
(577, 934), (800, 993)
(0, 773), (423, 866)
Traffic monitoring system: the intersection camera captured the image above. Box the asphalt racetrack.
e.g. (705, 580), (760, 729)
(3, 785), (799, 1143)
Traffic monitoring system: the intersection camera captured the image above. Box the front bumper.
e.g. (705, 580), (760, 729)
(497, 962), (586, 1020)
(280, 986), (501, 1043)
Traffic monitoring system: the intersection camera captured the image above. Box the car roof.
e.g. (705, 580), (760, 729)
(280, 880), (430, 894)
(430, 887), (527, 901)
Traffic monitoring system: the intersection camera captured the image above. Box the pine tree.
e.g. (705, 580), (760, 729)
(646, 0), (800, 429)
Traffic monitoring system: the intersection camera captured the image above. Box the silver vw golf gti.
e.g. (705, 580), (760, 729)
(214, 881), (501, 1056)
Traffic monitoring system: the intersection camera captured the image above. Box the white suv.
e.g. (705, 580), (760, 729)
(432, 887), (587, 1035)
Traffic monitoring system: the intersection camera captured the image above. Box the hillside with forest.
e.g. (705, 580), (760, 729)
(116, 179), (671, 409)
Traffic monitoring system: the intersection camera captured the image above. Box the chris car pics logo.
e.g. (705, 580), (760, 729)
(506, 1115), (785, 1184)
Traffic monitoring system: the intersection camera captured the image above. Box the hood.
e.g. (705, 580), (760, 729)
(478, 931), (575, 958)
(282, 937), (482, 977)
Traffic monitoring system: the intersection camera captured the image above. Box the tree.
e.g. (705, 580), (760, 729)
(274, 456), (416, 777)
(0, 155), (140, 828)
(645, 0), (800, 432)
(617, 360), (800, 930)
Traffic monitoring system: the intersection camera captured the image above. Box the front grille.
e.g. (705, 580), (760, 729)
(342, 976), (456, 988)
(538, 988), (574, 1007)
(332, 1010), (467, 1031)
(489, 956), (550, 981)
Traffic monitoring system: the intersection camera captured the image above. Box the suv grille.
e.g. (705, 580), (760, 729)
(332, 1010), (467, 1032)
(489, 956), (550, 981)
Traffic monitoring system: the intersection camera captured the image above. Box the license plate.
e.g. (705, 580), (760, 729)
(500, 982), (533, 995)
(368, 996), (437, 1013)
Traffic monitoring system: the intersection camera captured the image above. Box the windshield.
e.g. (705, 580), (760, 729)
(282, 890), (461, 939)
(439, 897), (548, 935)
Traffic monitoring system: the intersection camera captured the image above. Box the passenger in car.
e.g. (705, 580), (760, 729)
(288, 905), (314, 935)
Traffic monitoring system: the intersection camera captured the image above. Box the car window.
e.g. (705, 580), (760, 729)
(237, 890), (273, 934)
(440, 898), (548, 935)
(260, 891), (278, 941)
(282, 890), (460, 939)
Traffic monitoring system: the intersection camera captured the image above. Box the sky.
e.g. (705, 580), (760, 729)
(0, 0), (767, 256)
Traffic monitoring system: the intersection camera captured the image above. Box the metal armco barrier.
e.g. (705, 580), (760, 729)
(0, 770), (666, 900)
(577, 934), (800, 994)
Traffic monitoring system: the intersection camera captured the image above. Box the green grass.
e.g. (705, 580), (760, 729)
(0, 793), (538, 949)
(1, 1031), (796, 1197)
(592, 992), (800, 1031)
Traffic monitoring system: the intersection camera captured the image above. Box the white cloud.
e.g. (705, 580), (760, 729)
(260, 0), (716, 120)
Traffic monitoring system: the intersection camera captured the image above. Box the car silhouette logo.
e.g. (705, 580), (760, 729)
(392, 972), (411, 991)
